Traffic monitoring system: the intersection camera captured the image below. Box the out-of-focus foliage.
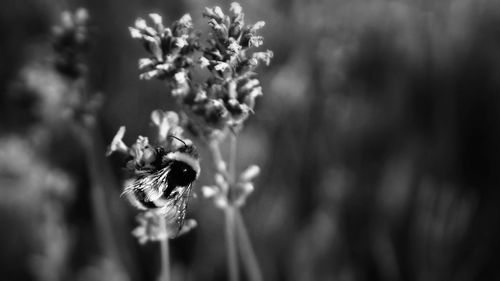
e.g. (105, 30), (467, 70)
(2, 0), (500, 280)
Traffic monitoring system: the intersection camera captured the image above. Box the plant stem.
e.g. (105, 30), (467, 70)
(225, 206), (239, 281)
(228, 133), (237, 183)
(225, 133), (240, 281)
(208, 139), (227, 176)
(235, 209), (262, 281)
(227, 133), (263, 281)
(81, 125), (121, 261)
(159, 218), (171, 281)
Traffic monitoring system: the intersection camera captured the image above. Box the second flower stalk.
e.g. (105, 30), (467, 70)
(203, 134), (263, 281)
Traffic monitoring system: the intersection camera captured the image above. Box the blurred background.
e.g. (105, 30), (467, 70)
(2, 0), (500, 280)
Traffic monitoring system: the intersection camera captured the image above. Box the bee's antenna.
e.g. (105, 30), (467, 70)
(168, 135), (187, 147)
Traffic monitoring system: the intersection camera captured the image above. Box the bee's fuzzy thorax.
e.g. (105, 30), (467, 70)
(165, 151), (201, 176)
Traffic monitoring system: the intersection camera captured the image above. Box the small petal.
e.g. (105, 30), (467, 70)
(162, 27), (172, 38)
(138, 58), (155, 69)
(203, 7), (216, 19)
(165, 111), (179, 124)
(169, 126), (184, 138)
(215, 173), (229, 191)
(240, 165), (260, 182)
(178, 14), (193, 29)
(129, 135), (149, 165)
(253, 50), (273, 66)
(249, 36), (264, 47)
(208, 19), (228, 39)
(201, 185), (219, 198)
(174, 71), (187, 84)
(150, 110), (163, 126)
(129, 27), (142, 39)
(227, 39), (242, 54)
(139, 69), (160, 80)
(134, 18), (147, 30)
(61, 11), (74, 28)
(250, 21), (265, 32)
(172, 84), (190, 97)
(199, 57), (210, 68)
(174, 37), (188, 48)
(149, 13), (162, 24)
(241, 182), (254, 193)
(143, 36), (162, 61)
(214, 7), (224, 20)
(244, 86), (263, 108)
(176, 219), (197, 237)
(248, 86), (263, 98)
(106, 126), (128, 156)
(214, 62), (230, 72)
(230, 2), (242, 16)
(151, 110), (179, 141)
(75, 8), (89, 24)
(156, 62), (173, 72)
(240, 79), (260, 92)
(149, 13), (164, 31)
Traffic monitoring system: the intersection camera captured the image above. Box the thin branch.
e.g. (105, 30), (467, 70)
(225, 206), (240, 281)
(235, 209), (262, 281)
(159, 218), (171, 281)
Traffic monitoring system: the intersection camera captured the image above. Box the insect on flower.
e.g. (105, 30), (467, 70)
(122, 135), (200, 236)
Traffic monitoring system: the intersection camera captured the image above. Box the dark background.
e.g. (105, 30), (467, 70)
(1, 0), (500, 280)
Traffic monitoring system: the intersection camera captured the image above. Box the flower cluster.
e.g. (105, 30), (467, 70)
(202, 165), (260, 208)
(129, 2), (272, 138)
(132, 211), (197, 244)
(189, 3), (272, 130)
(52, 8), (89, 79)
(129, 13), (198, 96)
(50, 8), (102, 128)
(107, 110), (197, 241)
(114, 2), (271, 243)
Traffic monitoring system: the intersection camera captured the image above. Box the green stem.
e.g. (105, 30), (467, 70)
(235, 209), (263, 281)
(159, 218), (171, 281)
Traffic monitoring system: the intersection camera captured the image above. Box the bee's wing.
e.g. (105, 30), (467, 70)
(167, 183), (193, 236)
(122, 165), (171, 204)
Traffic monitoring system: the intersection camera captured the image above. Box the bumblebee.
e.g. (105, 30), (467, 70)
(122, 137), (200, 233)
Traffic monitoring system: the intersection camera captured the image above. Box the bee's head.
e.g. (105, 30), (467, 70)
(167, 135), (198, 158)
(177, 143), (198, 158)
(165, 135), (200, 177)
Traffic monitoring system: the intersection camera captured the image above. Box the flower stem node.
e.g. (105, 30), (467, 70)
(202, 164), (260, 208)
